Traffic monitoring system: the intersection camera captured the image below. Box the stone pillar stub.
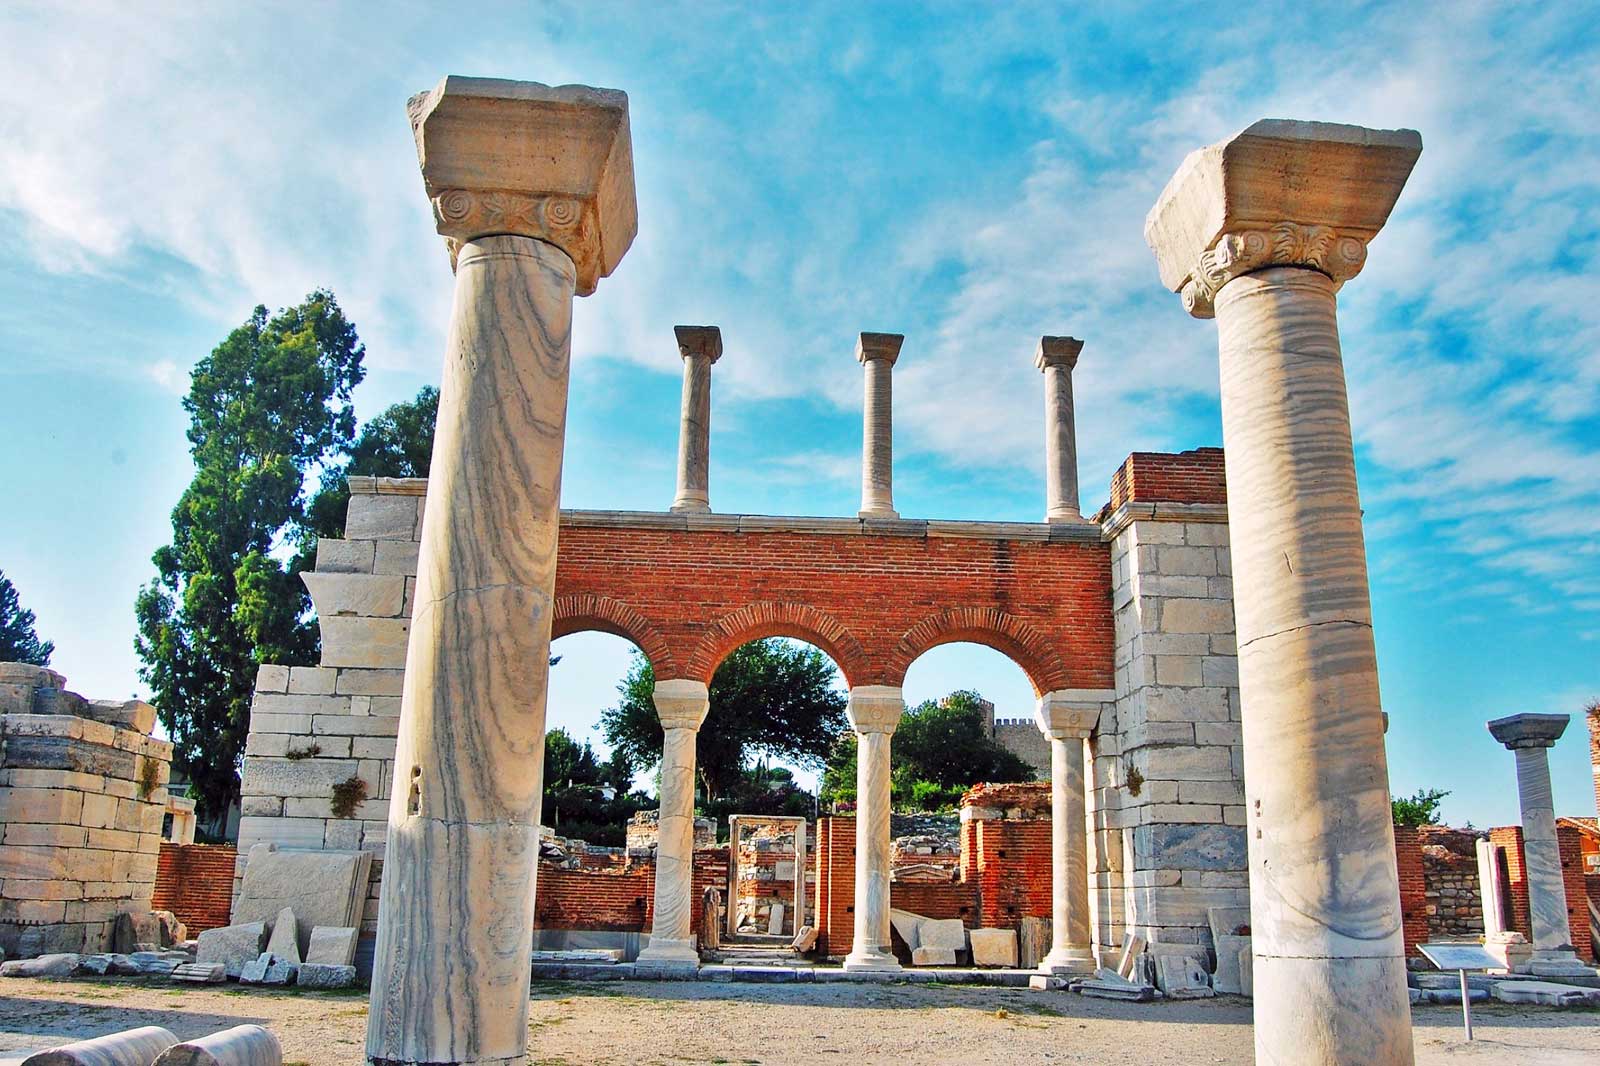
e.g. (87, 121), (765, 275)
(369, 77), (636, 1066)
(844, 685), (903, 971)
(670, 326), (722, 514)
(856, 334), (904, 520)
(1036, 337), (1086, 524)
(1145, 119), (1420, 1066)
(407, 76), (638, 295)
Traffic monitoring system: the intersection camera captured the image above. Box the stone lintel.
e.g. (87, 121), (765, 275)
(855, 333), (905, 366)
(1035, 336), (1083, 371)
(1036, 690), (1111, 738)
(652, 679), (710, 731)
(1144, 118), (1421, 317)
(407, 75), (638, 295)
(1487, 712), (1570, 750)
(674, 325), (723, 364)
(847, 686), (904, 734)
(1098, 501), (1230, 542)
(346, 476), (428, 497)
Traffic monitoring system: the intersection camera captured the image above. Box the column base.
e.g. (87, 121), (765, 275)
(858, 508), (900, 520)
(1037, 945), (1096, 975)
(670, 500), (711, 514)
(635, 937), (700, 976)
(842, 946), (902, 972)
(1045, 511), (1092, 524)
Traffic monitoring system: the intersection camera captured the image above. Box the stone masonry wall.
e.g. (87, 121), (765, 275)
(1418, 826), (1484, 940)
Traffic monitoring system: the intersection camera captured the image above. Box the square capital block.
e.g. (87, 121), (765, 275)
(1487, 712), (1569, 750)
(408, 76), (638, 296)
(1145, 119), (1421, 317)
(855, 333), (905, 366)
(1035, 689), (1106, 738)
(652, 679), (711, 732)
(674, 325), (723, 364)
(847, 685), (905, 734)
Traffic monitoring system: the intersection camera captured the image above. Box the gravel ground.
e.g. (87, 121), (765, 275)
(0, 977), (1596, 1065)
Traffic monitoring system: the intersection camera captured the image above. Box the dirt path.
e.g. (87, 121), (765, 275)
(0, 977), (1595, 1065)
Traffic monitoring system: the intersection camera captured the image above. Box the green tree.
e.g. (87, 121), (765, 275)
(601, 640), (848, 803)
(541, 727), (648, 846)
(1392, 787), (1450, 827)
(0, 570), (54, 666)
(135, 291), (365, 820)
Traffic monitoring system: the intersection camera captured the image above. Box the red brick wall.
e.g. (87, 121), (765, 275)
(552, 524), (1113, 693)
(151, 843), (237, 935)
(1392, 825), (1427, 957)
(973, 820), (1052, 929)
(532, 850), (730, 934)
(816, 817), (856, 958)
(1103, 447), (1227, 516)
(893, 882), (981, 926)
(1490, 825), (1593, 960)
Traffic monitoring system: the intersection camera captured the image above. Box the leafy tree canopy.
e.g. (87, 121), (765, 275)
(542, 727), (649, 846)
(136, 291), (365, 820)
(302, 386), (439, 552)
(0, 570), (54, 666)
(600, 639), (849, 803)
(1392, 787), (1450, 827)
(821, 689), (1034, 812)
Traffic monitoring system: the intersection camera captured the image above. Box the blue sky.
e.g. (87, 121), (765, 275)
(1, 2), (1596, 826)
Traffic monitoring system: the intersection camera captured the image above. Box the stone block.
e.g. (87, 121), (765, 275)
(287, 667), (337, 695)
(316, 539), (375, 574)
(919, 918), (967, 952)
(240, 757), (358, 799)
(344, 494), (418, 540)
(968, 928), (1017, 967)
(83, 700), (157, 734)
(335, 669), (405, 697)
(195, 922), (266, 978)
(233, 845), (372, 954)
(265, 907), (300, 964)
(113, 911), (163, 954)
(306, 925), (358, 966)
(1491, 980), (1600, 1006)
(1133, 824), (1247, 872)
(1213, 934), (1250, 994)
(318, 616), (410, 669)
(303, 573), (407, 619)
(372, 541), (420, 576)
(1128, 744), (1234, 782)
(296, 962), (358, 989)
(0, 952), (81, 978)
(1159, 600), (1234, 635)
(911, 946), (957, 966)
(255, 665), (290, 693)
(1154, 952), (1214, 998)
(237, 816), (328, 851)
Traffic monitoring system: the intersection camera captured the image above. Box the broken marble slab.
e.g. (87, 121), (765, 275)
(195, 922), (266, 979)
(1213, 934), (1251, 994)
(0, 954), (79, 978)
(1490, 980), (1600, 1007)
(295, 963), (357, 989)
(911, 946), (957, 966)
(263, 909), (300, 965)
(169, 963), (227, 984)
(232, 845), (372, 957)
(305, 927), (358, 967)
(1154, 953), (1214, 999)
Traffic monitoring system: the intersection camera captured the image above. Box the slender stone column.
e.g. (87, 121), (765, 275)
(1487, 713), (1593, 976)
(1036, 337), (1085, 523)
(856, 333), (904, 519)
(368, 78), (635, 1066)
(843, 685), (903, 971)
(670, 326), (722, 513)
(1145, 120), (1422, 1066)
(1035, 690), (1104, 974)
(636, 680), (710, 971)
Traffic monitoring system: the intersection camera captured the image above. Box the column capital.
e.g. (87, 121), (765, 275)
(855, 332), (904, 367)
(1035, 689), (1109, 739)
(847, 685), (904, 734)
(1144, 119), (1421, 319)
(674, 325), (723, 364)
(408, 76), (638, 296)
(652, 679), (711, 731)
(1034, 336), (1083, 371)
(1488, 712), (1569, 750)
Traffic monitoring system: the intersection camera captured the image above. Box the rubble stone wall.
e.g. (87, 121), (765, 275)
(1418, 825), (1484, 940)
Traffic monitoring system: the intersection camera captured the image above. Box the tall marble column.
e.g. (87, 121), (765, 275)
(843, 686), (904, 971)
(368, 77), (636, 1066)
(856, 333), (904, 519)
(1035, 690), (1103, 974)
(1036, 337), (1085, 523)
(670, 326), (722, 513)
(1487, 713), (1593, 977)
(636, 680), (710, 971)
(1145, 119), (1421, 1066)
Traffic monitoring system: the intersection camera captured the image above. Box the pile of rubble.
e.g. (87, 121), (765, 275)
(890, 814), (959, 882)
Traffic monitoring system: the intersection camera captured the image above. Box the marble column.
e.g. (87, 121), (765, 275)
(1488, 713), (1593, 977)
(368, 77), (636, 1066)
(636, 680), (710, 971)
(670, 326), (722, 513)
(1036, 337), (1085, 523)
(1145, 120), (1421, 1066)
(856, 333), (904, 519)
(1035, 691), (1104, 974)
(843, 686), (904, 971)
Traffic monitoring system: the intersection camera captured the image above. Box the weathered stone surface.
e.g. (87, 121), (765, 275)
(20, 1026), (178, 1066)
(295, 962), (357, 989)
(968, 928), (1018, 968)
(112, 911), (162, 954)
(303, 573), (407, 619)
(233, 846), (371, 955)
(151, 1025), (281, 1066)
(304, 925), (358, 966)
(1155, 952), (1214, 998)
(169, 962), (226, 984)
(636, 681), (709, 970)
(1491, 980), (1600, 1006)
(195, 922), (266, 979)
(83, 700), (157, 734)
(0, 953), (78, 977)
(264, 908), (300, 964)
(911, 946), (957, 966)
(843, 687), (904, 972)
(1133, 824), (1246, 871)
(1213, 934), (1250, 995)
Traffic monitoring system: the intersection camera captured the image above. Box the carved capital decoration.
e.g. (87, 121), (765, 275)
(1180, 222), (1368, 318)
(432, 189), (599, 282)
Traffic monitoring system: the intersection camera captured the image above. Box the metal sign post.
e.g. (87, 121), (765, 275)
(1419, 942), (1500, 1042)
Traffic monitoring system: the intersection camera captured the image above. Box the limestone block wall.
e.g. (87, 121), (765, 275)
(991, 719), (1050, 780)
(0, 664), (173, 956)
(1091, 505), (1247, 965)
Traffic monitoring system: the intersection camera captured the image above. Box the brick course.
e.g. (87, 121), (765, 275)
(151, 842), (237, 934)
(1491, 824), (1593, 960)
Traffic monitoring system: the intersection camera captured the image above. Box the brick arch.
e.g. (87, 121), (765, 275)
(885, 608), (1071, 696)
(552, 593), (676, 675)
(685, 601), (869, 689)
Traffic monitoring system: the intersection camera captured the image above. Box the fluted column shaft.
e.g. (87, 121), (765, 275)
(1215, 268), (1410, 1065)
(844, 686), (903, 971)
(637, 679), (710, 970)
(1512, 744), (1571, 954)
(856, 333), (903, 519)
(369, 236), (573, 1066)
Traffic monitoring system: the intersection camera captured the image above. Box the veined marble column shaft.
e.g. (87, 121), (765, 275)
(1488, 713), (1588, 974)
(857, 333), (904, 519)
(1036, 337), (1084, 523)
(637, 680), (710, 970)
(369, 77), (635, 1066)
(1145, 119), (1422, 1066)
(670, 326), (722, 513)
(843, 686), (904, 971)
(1035, 691), (1103, 974)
